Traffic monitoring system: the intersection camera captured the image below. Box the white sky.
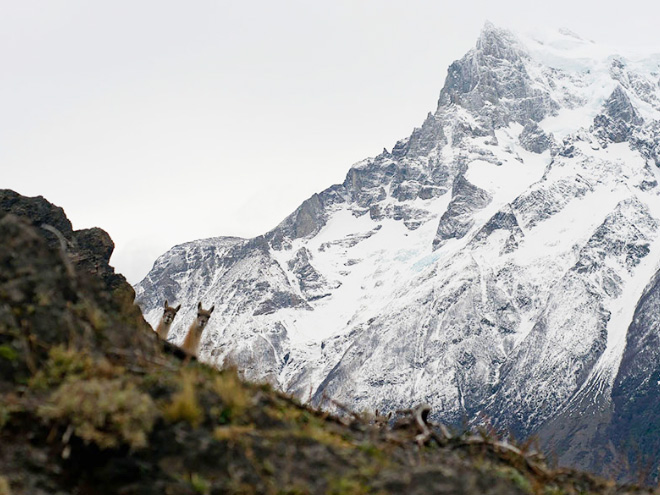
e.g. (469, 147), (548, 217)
(3, 1), (660, 284)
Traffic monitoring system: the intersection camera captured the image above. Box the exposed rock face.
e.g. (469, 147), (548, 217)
(269, 193), (330, 249)
(0, 189), (74, 240)
(0, 189), (126, 291)
(519, 122), (554, 153)
(0, 196), (157, 397)
(433, 175), (492, 249)
(136, 25), (660, 482)
(594, 86), (644, 143)
(610, 269), (660, 475)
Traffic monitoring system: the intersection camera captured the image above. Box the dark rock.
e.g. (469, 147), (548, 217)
(631, 120), (660, 167)
(404, 113), (446, 157)
(433, 175), (492, 249)
(473, 208), (524, 254)
(519, 122), (553, 153)
(0, 208), (156, 392)
(269, 193), (328, 249)
(593, 86), (643, 144)
(253, 290), (310, 316)
(610, 268), (660, 484)
(0, 189), (73, 242)
(74, 228), (114, 264)
(0, 189), (127, 292)
(287, 248), (338, 300)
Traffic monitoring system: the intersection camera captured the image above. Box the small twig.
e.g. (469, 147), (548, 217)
(459, 435), (551, 477)
(41, 224), (77, 283)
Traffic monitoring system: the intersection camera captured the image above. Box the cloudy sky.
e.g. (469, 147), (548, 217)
(3, 1), (659, 283)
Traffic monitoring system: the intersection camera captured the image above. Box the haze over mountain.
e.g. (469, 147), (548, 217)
(136, 24), (660, 480)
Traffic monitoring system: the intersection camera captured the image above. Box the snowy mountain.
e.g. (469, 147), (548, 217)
(135, 23), (660, 480)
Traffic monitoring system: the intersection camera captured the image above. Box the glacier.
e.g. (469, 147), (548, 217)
(136, 23), (660, 481)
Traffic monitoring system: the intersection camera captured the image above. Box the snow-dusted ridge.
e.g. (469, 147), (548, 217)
(136, 24), (660, 480)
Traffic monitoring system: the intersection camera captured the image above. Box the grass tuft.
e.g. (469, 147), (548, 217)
(213, 368), (250, 422)
(38, 378), (158, 449)
(0, 476), (10, 495)
(163, 369), (204, 427)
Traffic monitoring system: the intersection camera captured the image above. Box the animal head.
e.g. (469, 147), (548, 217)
(162, 300), (181, 325)
(195, 302), (215, 329)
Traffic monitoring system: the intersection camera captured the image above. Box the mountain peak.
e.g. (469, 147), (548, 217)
(475, 22), (524, 62)
(437, 22), (555, 127)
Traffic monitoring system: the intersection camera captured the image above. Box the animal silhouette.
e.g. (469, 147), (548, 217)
(182, 302), (215, 356)
(156, 300), (181, 340)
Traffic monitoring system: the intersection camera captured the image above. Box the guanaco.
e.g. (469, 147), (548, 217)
(156, 300), (181, 340)
(182, 302), (215, 356)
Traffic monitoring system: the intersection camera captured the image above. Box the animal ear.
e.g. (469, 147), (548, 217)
(209, 305), (215, 313)
(198, 302), (202, 311)
(164, 300), (168, 308)
(175, 304), (181, 312)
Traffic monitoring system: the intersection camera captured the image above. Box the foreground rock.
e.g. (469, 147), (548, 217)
(1, 191), (658, 494)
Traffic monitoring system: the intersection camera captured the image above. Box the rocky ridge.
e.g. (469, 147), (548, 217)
(6, 191), (660, 493)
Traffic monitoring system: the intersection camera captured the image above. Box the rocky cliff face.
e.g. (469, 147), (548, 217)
(0, 189), (127, 291)
(136, 24), (660, 481)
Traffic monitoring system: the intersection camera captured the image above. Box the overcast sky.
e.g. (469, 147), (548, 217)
(3, 1), (660, 284)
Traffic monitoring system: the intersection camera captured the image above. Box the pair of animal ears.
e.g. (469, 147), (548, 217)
(163, 300), (213, 313)
(198, 301), (215, 313)
(163, 300), (182, 312)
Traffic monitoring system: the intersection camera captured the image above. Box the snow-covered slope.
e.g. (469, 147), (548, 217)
(136, 23), (660, 481)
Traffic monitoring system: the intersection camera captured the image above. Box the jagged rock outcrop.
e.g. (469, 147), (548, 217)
(433, 174), (492, 249)
(594, 86), (644, 144)
(519, 122), (554, 153)
(0, 189), (127, 291)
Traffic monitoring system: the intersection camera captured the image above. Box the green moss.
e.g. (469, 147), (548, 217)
(29, 345), (122, 391)
(0, 345), (18, 362)
(0, 400), (22, 431)
(38, 378), (159, 449)
(326, 476), (371, 495)
(277, 487), (311, 495)
(494, 466), (532, 494)
(190, 473), (211, 494)
(357, 442), (382, 458)
(262, 458), (276, 476)
(29, 346), (93, 389)
(544, 486), (567, 495)
(0, 407), (9, 431)
(72, 300), (108, 331)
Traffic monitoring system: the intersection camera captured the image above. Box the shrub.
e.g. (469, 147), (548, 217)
(213, 369), (250, 422)
(38, 378), (158, 449)
(163, 370), (203, 427)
